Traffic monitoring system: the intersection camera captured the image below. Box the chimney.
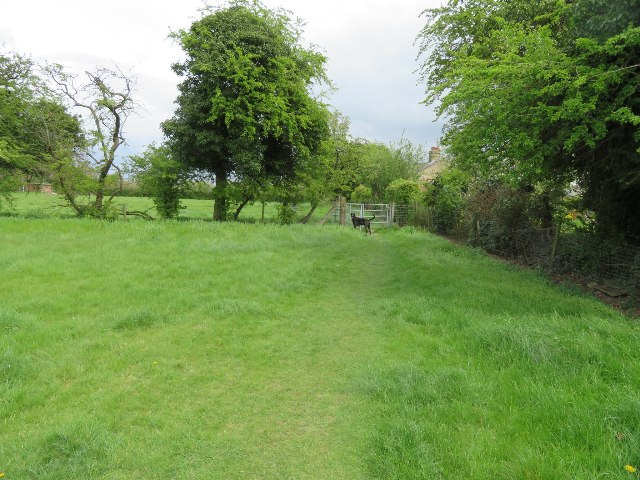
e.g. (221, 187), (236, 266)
(428, 146), (441, 163)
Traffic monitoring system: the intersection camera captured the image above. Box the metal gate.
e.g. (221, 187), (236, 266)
(330, 203), (395, 227)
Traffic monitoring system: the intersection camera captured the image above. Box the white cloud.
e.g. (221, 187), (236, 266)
(1, 0), (444, 159)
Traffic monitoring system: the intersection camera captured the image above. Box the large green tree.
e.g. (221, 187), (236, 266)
(0, 51), (37, 207)
(0, 50), (84, 211)
(363, 138), (425, 201)
(163, 0), (330, 220)
(417, 0), (640, 236)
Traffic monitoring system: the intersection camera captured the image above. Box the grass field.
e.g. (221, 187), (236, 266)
(1, 217), (639, 479)
(3, 192), (328, 223)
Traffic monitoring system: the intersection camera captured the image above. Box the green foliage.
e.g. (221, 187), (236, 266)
(163, 0), (331, 220)
(571, 0), (640, 42)
(127, 144), (191, 219)
(351, 184), (372, 203)
(465, 183), (535, 252)
(276, 203), (296, 224)
(417, 0), (640, 237)
(0, 50), (85, 212)
(423, 168), (470, 233)
(280, 111), (424, 208)
(363, 138), (425, 199)
(314, 112), (370, 199)
(385, 179), (421, 205)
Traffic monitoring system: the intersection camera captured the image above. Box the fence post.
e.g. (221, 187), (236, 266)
(339, 196), (346, 225)
(122, 204), (127, 221)
(388, 203), (395, 226)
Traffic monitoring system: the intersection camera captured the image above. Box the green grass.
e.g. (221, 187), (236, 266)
(1, 218), (638, 479)
(3, 192), (329, 223)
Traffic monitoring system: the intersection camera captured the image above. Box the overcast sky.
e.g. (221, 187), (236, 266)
(1, 0), (445, 160)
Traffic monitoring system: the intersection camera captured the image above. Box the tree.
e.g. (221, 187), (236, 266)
(351, 184), (372, 203)
(291, 110), (364, 221)
(423, 167), (470, 233)
(385, 179), (421, 205)
(163, 0), (331, 221)
(417, 0), (640, 236)
(47, 64), (137, 217)
(570, 0), (640, 42)
(318, 111), (366, 199)
(0, 51), (35, 209)
(0, 50), (84, 211)
(362, 138), (425, 200)
(127, 143), (192, 219)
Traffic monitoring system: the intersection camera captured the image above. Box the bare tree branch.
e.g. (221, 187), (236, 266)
(45, 63), (138, 216)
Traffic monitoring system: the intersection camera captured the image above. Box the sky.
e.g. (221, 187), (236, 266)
(1, 0), (445, 160)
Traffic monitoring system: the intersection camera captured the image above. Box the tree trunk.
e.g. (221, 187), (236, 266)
(94, 190), (104, 211)
(298, 202), (318, 224)
(233, 195), (253, 221)
(213, 169), (228, 221)
(540, 192), (553, 229)
(56, 175), (84, 216)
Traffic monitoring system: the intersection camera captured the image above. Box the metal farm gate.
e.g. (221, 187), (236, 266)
(330, 203), (399, 228)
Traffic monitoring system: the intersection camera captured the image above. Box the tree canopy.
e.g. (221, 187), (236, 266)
(0, 50), (84, 210)
(163, 0), (331, 220)
(417, 0), (640, 236)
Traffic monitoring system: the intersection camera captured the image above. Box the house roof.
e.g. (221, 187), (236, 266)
(419, 160), (447, 181)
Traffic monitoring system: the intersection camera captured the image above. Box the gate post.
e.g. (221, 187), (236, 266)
(388, 203), (395, 226)
(339, 196), (346, 225)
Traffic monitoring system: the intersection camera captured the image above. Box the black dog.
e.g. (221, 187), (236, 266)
(351, 212), (375, 234)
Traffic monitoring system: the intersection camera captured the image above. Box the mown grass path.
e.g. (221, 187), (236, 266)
(1, 219), (638, 479)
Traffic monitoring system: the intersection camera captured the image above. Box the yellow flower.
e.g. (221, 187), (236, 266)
(0, 472), (5, 477)
(626, 465), (637, 473)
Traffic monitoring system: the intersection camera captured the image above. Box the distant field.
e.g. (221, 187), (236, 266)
(3, 192), (331, 223)
(1, 218), (639, 479)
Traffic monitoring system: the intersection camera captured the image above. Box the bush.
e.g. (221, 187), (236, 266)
(127, 144), (191, 219)
(464, 183), (557, 255)
(276, 204), (296, 225)
(351, 184), (372, 203)
(423, 168), (469, 234)
(386, 179), (421, 205)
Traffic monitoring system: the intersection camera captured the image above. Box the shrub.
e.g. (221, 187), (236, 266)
(464, 182), (555, 255)
(127, 144), (190, 219)
(276, 204), (296, 225)
(386, 179), (421, 205)
(423, 168), (469, 234)
(351, 184), (372, 203)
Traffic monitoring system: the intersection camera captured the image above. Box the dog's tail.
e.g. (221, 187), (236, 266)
(369, 215), (375, 221)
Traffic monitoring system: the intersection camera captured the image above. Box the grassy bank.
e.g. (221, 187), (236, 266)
(1, 218), (638, 479)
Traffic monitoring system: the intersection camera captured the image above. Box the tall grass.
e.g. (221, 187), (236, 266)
(1, 218), (638, 479)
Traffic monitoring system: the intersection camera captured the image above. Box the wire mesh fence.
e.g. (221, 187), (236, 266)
(327, 196), (638, 309)
(405, 202), (640, 306)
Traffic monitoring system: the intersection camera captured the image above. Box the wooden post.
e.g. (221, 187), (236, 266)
(122, 204), (127, 221)
(261, 200), (265, 224)
(388, 203), (395, 226)
(339, 196), (346, 225)
(319, 205), (337, 225)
